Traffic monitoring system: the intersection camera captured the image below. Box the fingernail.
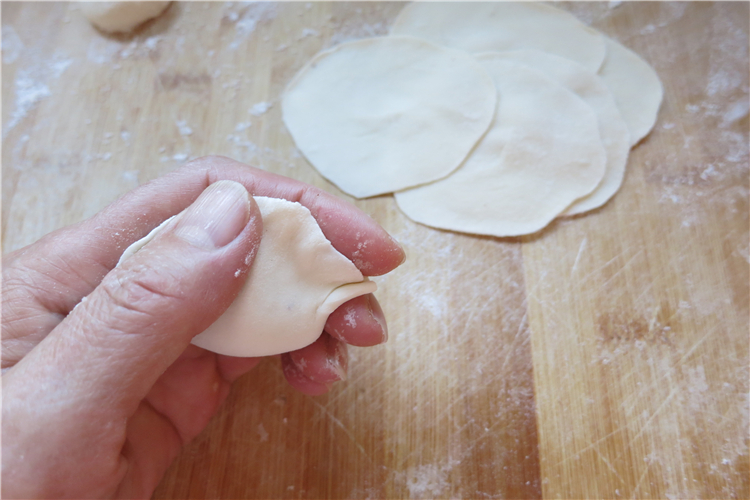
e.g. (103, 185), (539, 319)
(398, 247), (407, 266)
(326, 338), (348, 382)
(367, 295), (388, 344)
(174, 181), (250, 249)
(390, 236), (407, 266)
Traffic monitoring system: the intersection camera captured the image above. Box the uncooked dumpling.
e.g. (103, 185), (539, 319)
(390, 2), (606, 72)
(491, 50), (631, 215)
(81, 1), (171, 33)
(599, 36), (663, 145)
(281, 36), (497, 198)
(118, 197), (376, 357)
(394, 57), (606, 237)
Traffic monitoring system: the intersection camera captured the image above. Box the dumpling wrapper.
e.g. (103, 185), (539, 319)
(394, 57), (606, 237)
(281, 36), (497, 198)
(492, 50), (631, 215)
(390, 2), (606, 72)
(118, 196), (376, 357)
(598, 36), (664, 146)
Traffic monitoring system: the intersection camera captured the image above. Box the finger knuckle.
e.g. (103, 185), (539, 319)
(98, 268), (183, 326)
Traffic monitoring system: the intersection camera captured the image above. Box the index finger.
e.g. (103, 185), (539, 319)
(4, 156), (404, 316)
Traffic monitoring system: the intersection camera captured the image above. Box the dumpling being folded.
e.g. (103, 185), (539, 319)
(118, 196), (376, 356)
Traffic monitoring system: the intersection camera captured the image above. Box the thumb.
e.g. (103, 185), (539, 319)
(16, 180), (263, 414)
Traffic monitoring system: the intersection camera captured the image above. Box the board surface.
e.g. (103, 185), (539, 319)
(2, 2), (748, 498)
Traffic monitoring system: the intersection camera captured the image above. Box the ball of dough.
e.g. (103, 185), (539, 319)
(81, 1), (171, 33)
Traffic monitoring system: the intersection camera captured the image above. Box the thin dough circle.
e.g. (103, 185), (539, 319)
(492, 50), (631, 215)
(598, 37), (664, 145)
(281, 36), (497, 199)
(390, 2), (606, 72)
(394, 57), (606, 237)
(118, 197), (376, 357)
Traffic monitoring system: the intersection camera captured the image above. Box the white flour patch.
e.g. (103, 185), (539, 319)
(234, 121), (252, 132)
(2, 25), (25, 64)
(226, 134), (259, 154)
(249, 101), (272, 116)
(706, 8), (748, 98)
(6, 72), (51, 134)
(403, 463), (451, 498)
(645, 4), (748, 248)
(121, 170), (140, 188)
(256, 423), (269, 442)
(4, 53), (74, 136)
(721, 99), (749, 126)
(175, 120), (193, 136)
(225, 2), (278, 50)
(343, 307), (357, 328)
(50, 57), (73, 78)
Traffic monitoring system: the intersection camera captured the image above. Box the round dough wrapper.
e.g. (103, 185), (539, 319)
(394, 57), (606, 237)
(599, 36), (663, 146)
(281, 36), (497, 199)
(81, 1), (171, 33)
(118, 197), (377, 357)
(390, 2), (606, 72)
(492, 50), (631, 215)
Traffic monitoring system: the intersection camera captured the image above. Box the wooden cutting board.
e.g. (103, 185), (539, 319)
(2, 2), (748, 498)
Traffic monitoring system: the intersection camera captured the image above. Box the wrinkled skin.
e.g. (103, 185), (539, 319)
(1, 156), (404, 498)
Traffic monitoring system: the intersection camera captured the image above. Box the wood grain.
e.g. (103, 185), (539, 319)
(2, 2), (747, 499)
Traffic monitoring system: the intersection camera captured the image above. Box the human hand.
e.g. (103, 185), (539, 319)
(1, 156), (404, 498)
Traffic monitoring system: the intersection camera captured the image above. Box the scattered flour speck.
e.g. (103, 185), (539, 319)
(249, 101), (272, 116)
(234, 121), (252, 132)
(257, 423), (269, 442)
(121, 170), (139, 186)
(344, 307), (357, 328)
(176, 120), (193, 136)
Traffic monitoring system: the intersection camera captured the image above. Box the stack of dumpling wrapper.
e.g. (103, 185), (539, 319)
(282, 2), (663, 237)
